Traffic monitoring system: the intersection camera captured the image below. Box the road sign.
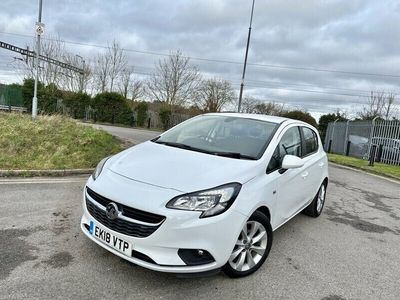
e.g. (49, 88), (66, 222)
(35, 22), (45, 35)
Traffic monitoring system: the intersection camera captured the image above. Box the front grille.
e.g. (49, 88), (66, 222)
(86, 198), (162, 238)
(86, 187), (165, 224)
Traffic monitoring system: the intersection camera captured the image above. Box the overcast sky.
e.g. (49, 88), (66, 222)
(1, 0), (399, 119)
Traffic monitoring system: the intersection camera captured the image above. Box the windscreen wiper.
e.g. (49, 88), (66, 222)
(154, 140), (194, 150)
(211, 151), (257, 160)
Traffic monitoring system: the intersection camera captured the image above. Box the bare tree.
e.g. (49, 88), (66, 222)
(95, 52), (111, 93)
(119, 67), (133, 99)
(194, 78), (235, 112)
(24, 35), (65, 87)
(357, 91), (397, 120)
(108, 40), (127, 92)
(240, 96), (285, 115)
(61, 53), (91, 92)
(21, 35), (90, 93)
(240, 97), (259, 113)
(130, 79), (144, 101)
(145, 50), (201, 110)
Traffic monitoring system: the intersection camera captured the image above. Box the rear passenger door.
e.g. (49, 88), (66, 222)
(300, 126), (324, 202)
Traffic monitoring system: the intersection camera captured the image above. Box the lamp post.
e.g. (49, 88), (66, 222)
(32, 0), (43, 118)
(238, 0), (256, 113)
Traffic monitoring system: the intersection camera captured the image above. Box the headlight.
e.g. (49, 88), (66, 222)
(166, 183), (241, 218)
(92, 156), (111, 181)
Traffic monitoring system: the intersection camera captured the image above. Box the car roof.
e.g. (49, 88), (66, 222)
(205, 112), (297, 125)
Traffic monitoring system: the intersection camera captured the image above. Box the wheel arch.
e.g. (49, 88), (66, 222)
(254, 205), (271, 222)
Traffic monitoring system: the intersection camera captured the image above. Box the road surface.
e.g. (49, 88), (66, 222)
(1, 166), (399, 299)
(82, 123), (160, 144)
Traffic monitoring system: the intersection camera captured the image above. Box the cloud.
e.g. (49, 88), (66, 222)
(0, 0), (399, 117)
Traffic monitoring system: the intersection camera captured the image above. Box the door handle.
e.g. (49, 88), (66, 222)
(318, 162), (324, 168)
(301, 171), (309, 179)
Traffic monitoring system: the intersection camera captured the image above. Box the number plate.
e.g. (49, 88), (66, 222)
(89, 221), (132, 256)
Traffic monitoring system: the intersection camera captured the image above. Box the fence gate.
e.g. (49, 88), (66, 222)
(325, 119), (400, 166)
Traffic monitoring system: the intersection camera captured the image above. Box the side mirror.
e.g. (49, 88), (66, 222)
(281, 155), (304, 170)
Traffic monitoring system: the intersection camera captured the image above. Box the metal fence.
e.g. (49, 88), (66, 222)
(0, 84), (24, 110)
(325, 119), (400, 165)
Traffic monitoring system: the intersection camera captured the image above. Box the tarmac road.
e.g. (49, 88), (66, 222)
(1, 165), (399, 300)
(82, 123), (160, 144)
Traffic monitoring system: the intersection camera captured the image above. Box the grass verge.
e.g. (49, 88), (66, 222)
(328, 153), (400, 181)
(0, 112), (123, 170)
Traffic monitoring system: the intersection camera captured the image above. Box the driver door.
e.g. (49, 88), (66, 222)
(267, 126), (308, 227)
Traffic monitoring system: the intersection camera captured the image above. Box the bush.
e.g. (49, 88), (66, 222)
(92, 92), (133, 125)
(135, 101), (148, 127)
(63, 92), (91, 119)
(22, 78), (44, 112)
(40, 83), (63, 114)
(159, 107), (172, 130)
(280, 110), (318, 128)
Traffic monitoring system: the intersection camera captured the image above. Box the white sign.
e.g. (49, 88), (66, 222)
(35, 22), (45, 35)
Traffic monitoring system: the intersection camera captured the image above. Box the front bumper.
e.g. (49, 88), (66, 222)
(80, 174), (247, 273)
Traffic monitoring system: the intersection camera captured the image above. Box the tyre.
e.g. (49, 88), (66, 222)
(303, 181), (327, 218)
(223, 211), (273, 278)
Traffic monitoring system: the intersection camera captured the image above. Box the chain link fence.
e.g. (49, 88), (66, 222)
(324, 119), (400, 165)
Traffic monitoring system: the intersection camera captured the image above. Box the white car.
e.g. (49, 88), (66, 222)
(81, 113), (328, 277)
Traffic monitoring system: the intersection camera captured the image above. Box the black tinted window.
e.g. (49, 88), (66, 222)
(267, 127), (301, 173)
(302, 127), (318, 156)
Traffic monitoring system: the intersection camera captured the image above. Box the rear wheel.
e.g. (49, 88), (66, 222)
(223, 211), (272, 278)
(303, 182), (327, 217)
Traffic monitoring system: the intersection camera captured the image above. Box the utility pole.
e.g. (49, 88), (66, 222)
(238, 0), (255, 113)
(32, 0), (43, 118)
(76, 54), (85, 92)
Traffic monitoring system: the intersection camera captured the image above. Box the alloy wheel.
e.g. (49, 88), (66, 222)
(316, 184), (326, 213)
(228, 221), (268, 272)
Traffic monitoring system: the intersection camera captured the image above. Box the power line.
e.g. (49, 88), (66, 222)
(0, 63), (378, 100)
(1, 30), (400, 79)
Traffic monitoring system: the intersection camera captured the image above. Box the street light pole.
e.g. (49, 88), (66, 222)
(32, 0), (43, 118)
(238, 0), (256, 113)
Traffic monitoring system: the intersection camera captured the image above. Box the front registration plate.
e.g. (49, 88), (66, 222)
(89, 221), (132, 256)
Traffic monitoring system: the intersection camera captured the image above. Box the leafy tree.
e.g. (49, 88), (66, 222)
(135, 101), (148, 127)
(280, 110), (318, 128)
(318, 112), (347, 143)
(92, 92), (132, 125)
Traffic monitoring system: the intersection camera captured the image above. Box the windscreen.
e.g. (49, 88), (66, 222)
(154, 115), (278, 159)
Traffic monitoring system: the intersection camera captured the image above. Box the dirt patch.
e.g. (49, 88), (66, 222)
(325, 207), (398, 235)
(51, 210), (71, 235)
(321, 296), (346, 300)
(0, 227), (41, 281)
(42, 251), (73, 268)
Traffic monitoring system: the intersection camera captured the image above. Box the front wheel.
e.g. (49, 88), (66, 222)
(223, 211), (273, 278)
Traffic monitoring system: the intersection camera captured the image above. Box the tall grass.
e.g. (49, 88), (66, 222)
(0, 112), (122, 169)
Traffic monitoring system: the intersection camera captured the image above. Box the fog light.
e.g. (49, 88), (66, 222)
(178, 249), (214, 266)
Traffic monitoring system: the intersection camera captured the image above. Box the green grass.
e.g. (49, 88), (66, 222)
(328, 153), (400, 180)
(0, 112), (123, 170)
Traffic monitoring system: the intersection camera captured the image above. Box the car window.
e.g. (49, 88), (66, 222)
(301, 127), (318, 156)
(279, 127), (302, 157)
(156, 115), (278, 159)
(267, 127), (302, 173)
